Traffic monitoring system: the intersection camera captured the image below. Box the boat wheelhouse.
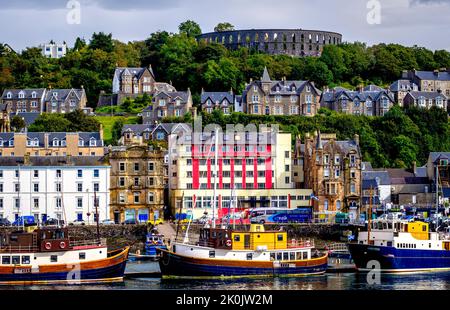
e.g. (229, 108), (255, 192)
(159, 224), (327, 279)
(348, 218), (450, 273)
(0, 226), (129, 285)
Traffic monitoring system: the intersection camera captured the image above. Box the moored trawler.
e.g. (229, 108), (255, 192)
(347, 218), (450, 273)
(0, 226), (129, 285)
(159, 224), (328, 279)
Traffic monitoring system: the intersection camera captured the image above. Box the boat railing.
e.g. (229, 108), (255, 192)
(0, 245), (41, 253)
(287, 239), (315, 249)
(69, 238), (107, 247)
(325, 243), (349, 252)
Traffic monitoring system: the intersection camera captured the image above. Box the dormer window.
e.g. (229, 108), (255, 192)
(18, 91), (25, 99)
(6, 92), (12, 99)
(31, 92), (37, 99)
(53, 139), (60, 147)
(436, 97), (443, 107)
(89, 138), (97, 147)
(207, 99), (212, 106)
(27, 138), (39, 147)
(291, 86), (296, 92)
(276, 87), (280, 92)
(418, 97), (426, 107)
(53, 92), (58, 98)
(78, 138), (84, 147)
(176, 99), (181, 106)
(61, 140), (67, 147)
(9, 139), (14, 147)
(0, 139), (3, 147)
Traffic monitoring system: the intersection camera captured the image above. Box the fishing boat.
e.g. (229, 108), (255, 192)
(129, 230), (167, 261)
(159, 224), (327, 279)
(347, 218), (450, 273)
(0, 225), (129, 285)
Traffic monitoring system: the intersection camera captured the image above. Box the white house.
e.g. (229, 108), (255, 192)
(0, 156), (110, 224)
(40, 42), (67, 59)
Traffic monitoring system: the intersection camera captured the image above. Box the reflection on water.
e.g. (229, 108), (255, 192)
(2, 262), (450, 290)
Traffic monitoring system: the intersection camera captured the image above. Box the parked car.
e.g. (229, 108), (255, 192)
(43, 218), (65, 226)
(0, 218), (11, 227)
(69, 219), (86, 226)
(101, 219), (115, 225)
(12, 216), (36, 227)
(122, 219), (138, 225)
(148, 218), (164, 226)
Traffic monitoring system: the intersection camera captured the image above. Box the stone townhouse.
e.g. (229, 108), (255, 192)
(301, 132), (362, 220)
(389, 80), (419, 106)
(320, 86), (395, 116)
(107, 145), (165, 224)
(120, 123), (191, 146)
(402, 69), (450, 107)
(403, 91), (448, 110)
(44, 88), (88, 113)
(1, 89), (46, 113)
(112, 66), (157, 95)
(241, 67), (321, 116)
(142, 90), (193, 124)
(201, 90), (234, 114)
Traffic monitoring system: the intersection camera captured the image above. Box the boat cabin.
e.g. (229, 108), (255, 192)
(0, 227), (71, 253)
(198, 228), (233, 249)
(231, 224), (288, 251)
(370, 220), (430, 240)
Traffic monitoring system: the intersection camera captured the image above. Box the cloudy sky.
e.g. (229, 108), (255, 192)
(1, 0), (449, 52)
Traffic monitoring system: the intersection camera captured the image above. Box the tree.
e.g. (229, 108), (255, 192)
(28, 114), (72, 132)
(214, 22), (235, 32)
(73, 37), (86, 51)
(178, 20), (202, 38)
(111, 117), (125, 146)
(11, 116), (26, 132)
(64, 109), (100, 132)
(89, 32), (114, 53)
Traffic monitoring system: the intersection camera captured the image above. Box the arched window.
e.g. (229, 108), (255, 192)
(292, 33), (296, 42)
(254, 33), (259, 42)
(264, 33), (269, 42)
(273, 33), (278, 41)
(336, 201), (341, 210)
(324, 200), (329, 210)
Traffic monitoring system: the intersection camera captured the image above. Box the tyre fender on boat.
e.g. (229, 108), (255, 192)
(59, 241), (66, 249)
(45, 242), (52, 250)
(226, 239), (232, 247)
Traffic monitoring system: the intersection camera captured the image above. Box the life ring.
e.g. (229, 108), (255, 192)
(45, 242), (52, 250)
(305, 241), (311, 247)
(226, 240), (232, 247)
(60, 241), (66, 249)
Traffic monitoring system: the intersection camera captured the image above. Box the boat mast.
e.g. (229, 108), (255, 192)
(212, 127), (219, 229)
(367, 186), (373, 245)
(94, 190), (100, 242)
(436, 163), (440, 227)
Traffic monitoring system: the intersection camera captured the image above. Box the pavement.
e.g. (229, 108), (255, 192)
(156, 222), (176, 239)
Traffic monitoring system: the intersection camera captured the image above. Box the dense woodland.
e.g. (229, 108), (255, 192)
(1, 21), (450, 168)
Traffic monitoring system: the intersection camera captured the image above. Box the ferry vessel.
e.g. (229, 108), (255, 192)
(0, 226), (129, 285)
(159, 224), (328, 279)
(347, 218), (450, 273)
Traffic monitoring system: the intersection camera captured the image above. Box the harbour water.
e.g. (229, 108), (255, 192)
(3, 262), (450, 290)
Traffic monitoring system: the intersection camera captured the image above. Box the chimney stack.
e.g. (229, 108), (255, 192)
(353, 134), (360, 146)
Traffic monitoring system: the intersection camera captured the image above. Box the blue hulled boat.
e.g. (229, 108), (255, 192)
(348, 219), (450, 273)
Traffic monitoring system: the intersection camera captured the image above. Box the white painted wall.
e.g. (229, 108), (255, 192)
(0, 165), (110, 224)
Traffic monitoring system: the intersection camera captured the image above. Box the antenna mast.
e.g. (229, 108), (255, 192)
(212, 127), (219, 229)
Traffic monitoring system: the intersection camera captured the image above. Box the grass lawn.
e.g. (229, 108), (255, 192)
(95, 115), (140, 144)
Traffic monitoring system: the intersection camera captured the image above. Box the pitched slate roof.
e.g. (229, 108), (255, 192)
(405, 91), (447, 99)
(321, 88), (395, 104)
(413, 70), (450, 81)
(9, 112), (40, 126)
(153, 82), (176, 93)
(363, 171), (391, 185)
(0, 156), (108, 167)
(387, 169), (430, 185)
(44, 88), (85, 102)
(201, 92), (234, 104)
(1, 89), (46, 100)
(122, 124), (155, 135)
(363, 179), (378, 190)
(114, 67), (151, 81)
(0, 132), (103, 147)
(429, 152), (450, 164)
(389, 80), (418, 92)
(153, 91), (190, 104)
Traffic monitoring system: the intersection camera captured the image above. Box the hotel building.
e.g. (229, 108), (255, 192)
(168, 125), (312, 219)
